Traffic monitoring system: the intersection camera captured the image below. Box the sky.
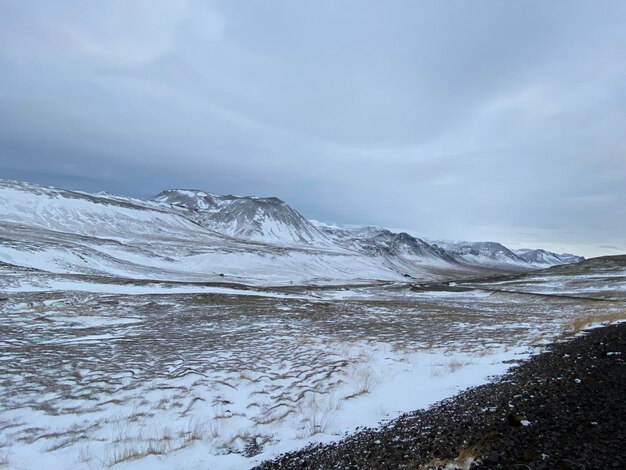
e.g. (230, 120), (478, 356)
(0, 1), (625, 257)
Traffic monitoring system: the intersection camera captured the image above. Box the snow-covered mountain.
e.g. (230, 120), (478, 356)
(0, 180), (461, 284)
(0, 180), (584, 284)
(152, 189), (332, 246)
(429, 240), (529, 268)
(0, 180), (212, 242)
(315, 223), (454, 264)
(514, 248), (585, 266)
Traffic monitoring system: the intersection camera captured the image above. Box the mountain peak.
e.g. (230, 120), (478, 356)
(152, 188), (329, 246)
(514, 248), (585, 266)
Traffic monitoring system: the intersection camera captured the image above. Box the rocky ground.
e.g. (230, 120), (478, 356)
(255, 322), (626, 470)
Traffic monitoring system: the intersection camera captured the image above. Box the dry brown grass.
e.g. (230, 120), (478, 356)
(206, 418), (222, 439)
(342, 365), (374, 400)
(45, 434), (87, 452)
(105, 422), (208, 466)
(184, 420), (208, 442)
(562, 310), (626, 333)
(106, 445), (145, 466)
(445, 358), (469, 373)
(415, 445), (479, 469)
(430, 358), (472, 378)
(300, 409), (332, 437)
(253, 408), (295, 425)
(180, 396), (206, 415)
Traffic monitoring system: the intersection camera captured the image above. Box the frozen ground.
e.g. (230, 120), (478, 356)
(1, 264), (624, 469)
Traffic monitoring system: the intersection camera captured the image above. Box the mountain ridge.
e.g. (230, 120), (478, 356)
(0, 180), (585, 285)
(513, 248), (584, 266)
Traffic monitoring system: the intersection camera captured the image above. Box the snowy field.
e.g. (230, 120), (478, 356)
(1, 270), (624, 469)
(1, 181), (623, 469)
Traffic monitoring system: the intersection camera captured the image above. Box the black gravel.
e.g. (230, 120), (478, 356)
(255, 323), (626, 470)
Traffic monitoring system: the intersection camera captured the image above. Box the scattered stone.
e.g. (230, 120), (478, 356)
(484, 452), (500, 464)
(506, 412), (526, 426)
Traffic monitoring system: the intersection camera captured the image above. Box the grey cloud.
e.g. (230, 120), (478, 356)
(0, 1), (625, 257)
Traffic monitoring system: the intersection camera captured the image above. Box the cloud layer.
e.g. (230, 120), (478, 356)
(1, 1), (625, 256)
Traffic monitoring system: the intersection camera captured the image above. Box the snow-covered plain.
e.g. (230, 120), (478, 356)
(1, 180), (620, 469)
(2, 271), (624, 470)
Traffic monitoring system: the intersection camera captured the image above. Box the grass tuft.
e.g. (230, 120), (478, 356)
(562, 310), (626, 333)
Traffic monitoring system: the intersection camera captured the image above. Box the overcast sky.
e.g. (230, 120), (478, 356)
(1, 1), (625, 257)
